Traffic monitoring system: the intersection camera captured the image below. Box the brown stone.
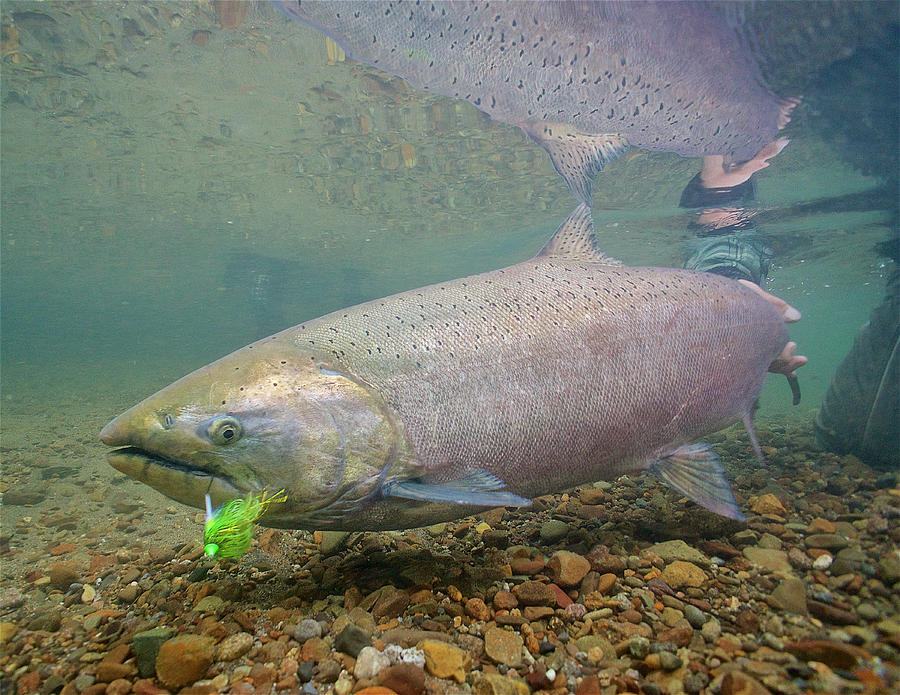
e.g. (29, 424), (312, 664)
(574, 675), (603, 695)
(806, 518), (836, 534)
(620, 609), (642, 624)
(492, 591), (518, 610)
(660, 561), (707, 589)
(133, 679), (169, 695)
(48, 562), (80, 589)
(301, 637), (330, 662)
(419, 639), (470, 683)
(720, 671), (773, 695)
(512, 581), (555, 606)
(465, 598), (491, 622)
(379, 663), (426, 695)
(484, 627), (524, 667)
(784, 639), (869, 670)
(96, 661), (137, 682)
(106, 679), (134, 695)
(578, 488), (606, 505)
(16, 672), (40, 693)
(495, 614), (527, 627)
(155, 634), (215, 690)
(522, 606), (555, 621)
(807, 600), (858, 625)
(748, 493), (787, 517)
(595, 573), (617, 595)
(48, 542), (77, 556)
(655, 625), (693, 646)
(548, 583), (573, 608)
(373, 589), (410, 619)
(586, 545), (626, 574)
(509, 557), (545, 576)
(547, 550), (591, 588)
(473, 673), (530, 695)
(697, 540), (741, 559)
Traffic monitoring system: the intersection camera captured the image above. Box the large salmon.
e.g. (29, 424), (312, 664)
(100, 205), (799, 530)
(274, 0), (786, 204)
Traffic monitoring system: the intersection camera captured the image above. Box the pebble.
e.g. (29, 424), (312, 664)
(484, 627), (524, 667)
(154, 634), (215, 690)
(383, 644), (426, 668)
(193, 594), (222, 613)
(878, 553), (900, 583)
(628, 636), (650, 659)
(379, 664), (426, 695)
(355, 646), (392, 679)
(784, 639), (869, 670)
(586, 545), (627, 574)
(132, 627), (173, 678)
(701, 618), (722, 642)
(419, 639), (470, 683)
(805, 533), (850, 550)
(464, 597), (491, 621)
(658, 650), (683, 670)
(832, 547), (868, 575)
(683, 604), (706, 628)
(595, 572), (617, 595)
(660, 560), (707, 588)
(493, 590), (517, 609)
(766, 578), (807, 615)
(0, 622), (18, 645)
(806, 517), (837, 534)
(335, 623), (371, 657)
(742, 547), (792, 573)
(216, 632), (253, 661)
(2, 394), (898, 695)
(812, 553), (834, 569)
(295, 618), (323, 641)
(649, 540), (710, 567)
(474, 672), (530, 695)
(546, 550), (590, 587)
(512, 580), (555, 606)
(749, 493), (787, 516)
(48, 562), (80, 590)
(539, 519), (569, 544)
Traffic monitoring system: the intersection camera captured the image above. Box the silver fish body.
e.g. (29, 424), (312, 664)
(276, 1), (784, 201)
(101, 210), (789, 530)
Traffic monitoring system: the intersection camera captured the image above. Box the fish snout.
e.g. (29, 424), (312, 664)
(99, 417), (128, 446)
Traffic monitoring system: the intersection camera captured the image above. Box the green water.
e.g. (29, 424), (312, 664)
(1, 2), (896, 501)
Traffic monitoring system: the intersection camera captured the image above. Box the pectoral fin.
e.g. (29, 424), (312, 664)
(384, 470), (531, 507)
(649, 444), (745, 521)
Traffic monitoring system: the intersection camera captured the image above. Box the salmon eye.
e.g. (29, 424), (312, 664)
(207, 416), (242, 445)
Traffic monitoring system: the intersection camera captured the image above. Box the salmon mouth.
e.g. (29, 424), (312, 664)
(106, 447), (244, 508)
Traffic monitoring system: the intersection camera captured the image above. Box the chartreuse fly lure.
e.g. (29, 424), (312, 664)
(203, 489), (286, 558)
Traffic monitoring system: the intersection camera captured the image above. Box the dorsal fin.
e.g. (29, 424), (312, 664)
(519, 122), (628, 205)
(535, 203), (621, 264)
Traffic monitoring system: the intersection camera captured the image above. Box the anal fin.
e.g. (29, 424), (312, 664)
(519, 121), (628, 205)
(649, 443), (745, 521)
(384, 469), (531, 508)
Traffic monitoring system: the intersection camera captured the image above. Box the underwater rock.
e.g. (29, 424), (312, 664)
(483, 627), (524, 667)
(546, 550), (591, 588)
(419, 640), (470, 683)
(155, 634), (214, 689)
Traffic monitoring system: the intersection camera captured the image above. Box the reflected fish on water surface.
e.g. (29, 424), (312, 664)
(100, 205), (804, 530)
(274, 0), (788, 203)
